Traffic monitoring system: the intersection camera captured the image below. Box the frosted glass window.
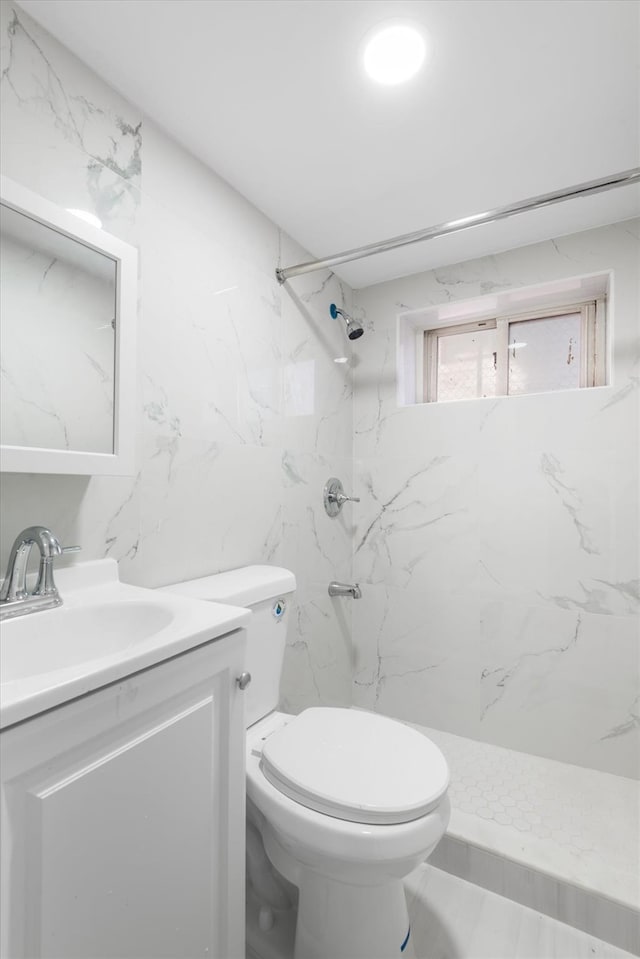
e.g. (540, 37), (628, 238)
(436, 327), (497, 401)
(423, 298), (605, 403)
(508, 313), (582, 396)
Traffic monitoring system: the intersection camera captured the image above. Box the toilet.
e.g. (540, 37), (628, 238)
(164, 566), (450, 959)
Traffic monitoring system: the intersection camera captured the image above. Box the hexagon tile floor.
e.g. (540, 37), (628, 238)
(411, 723), (640, 955)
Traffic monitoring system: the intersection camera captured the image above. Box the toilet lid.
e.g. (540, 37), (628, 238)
(260, 708), (449, 825)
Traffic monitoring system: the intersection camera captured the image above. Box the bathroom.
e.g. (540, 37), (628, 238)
(0, 0), (638, 957)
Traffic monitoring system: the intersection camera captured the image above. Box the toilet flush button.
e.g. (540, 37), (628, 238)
(272, 599), (286, 620)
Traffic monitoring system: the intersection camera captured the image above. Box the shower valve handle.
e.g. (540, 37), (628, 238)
(323, 478), (359, 517)
(335, 491), (360, 506)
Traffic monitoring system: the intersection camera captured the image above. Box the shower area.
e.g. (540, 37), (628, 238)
(278, 191), (640, 954)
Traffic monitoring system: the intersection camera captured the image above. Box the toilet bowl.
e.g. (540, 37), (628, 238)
(247, 709), (450, 959)
(164, 566), (450, 959)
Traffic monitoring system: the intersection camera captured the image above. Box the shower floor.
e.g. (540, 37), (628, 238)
(411, 722), (640, 954)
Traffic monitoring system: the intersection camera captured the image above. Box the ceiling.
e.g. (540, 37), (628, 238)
(18, 0), (640, 288)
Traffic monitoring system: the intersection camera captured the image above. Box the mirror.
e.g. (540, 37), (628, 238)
(0, 177), (137, 475)
(1, 205), (117, 454)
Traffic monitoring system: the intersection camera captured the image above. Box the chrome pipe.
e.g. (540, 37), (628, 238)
(275, 168), (640, 284)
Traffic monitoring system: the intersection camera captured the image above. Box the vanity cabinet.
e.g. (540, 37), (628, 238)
(0, 630), (246, 959)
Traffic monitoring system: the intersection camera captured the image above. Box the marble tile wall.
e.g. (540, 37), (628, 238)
(0, 0), (354, 712)
(352, 222), (640, 779)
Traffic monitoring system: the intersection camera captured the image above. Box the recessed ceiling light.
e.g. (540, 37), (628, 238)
(363, 23), (427, 86)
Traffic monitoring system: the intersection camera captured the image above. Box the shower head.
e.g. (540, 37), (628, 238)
(329, 303), (364, 340)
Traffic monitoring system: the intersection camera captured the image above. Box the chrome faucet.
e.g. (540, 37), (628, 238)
(328, 582), (362, 600)
(0, 526), (79, 620)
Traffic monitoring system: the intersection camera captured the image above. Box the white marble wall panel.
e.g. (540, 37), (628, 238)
(352, 583), (481, 732)
(354, 450), (479, 591)
(0, 1), (353, 713)
(279, 448), (354, 712)
(477, 443), (639, 609)
(280, 577), (353, 714)
(477, 603), (640, 775)
(141, 119), (279, 280)
(0, 2), (142, 243)
(353, 221), (640, 778)
(279, 243), (355, 460)
(281, 451), (353, 583)
(277, 232), (355, 711)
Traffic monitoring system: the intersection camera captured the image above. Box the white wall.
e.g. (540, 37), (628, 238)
(0, 0), (354, 712)
(352, 222), (640, 779)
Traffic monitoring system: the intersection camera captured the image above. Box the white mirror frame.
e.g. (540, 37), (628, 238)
(0, 176), (137, 475)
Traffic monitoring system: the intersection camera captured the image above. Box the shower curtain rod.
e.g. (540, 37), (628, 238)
(275, 168), (640, 284)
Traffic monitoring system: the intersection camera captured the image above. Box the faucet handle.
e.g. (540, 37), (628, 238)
(33, 543), (80, 599)
(336, 491), (360, 506)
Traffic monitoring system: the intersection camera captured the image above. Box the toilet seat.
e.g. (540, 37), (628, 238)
(259, 707), (449, 825)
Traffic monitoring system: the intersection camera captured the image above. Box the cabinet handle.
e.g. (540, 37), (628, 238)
(236, 671), (252, 690)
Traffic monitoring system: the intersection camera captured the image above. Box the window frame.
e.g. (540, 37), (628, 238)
(423, 298), (606, 403)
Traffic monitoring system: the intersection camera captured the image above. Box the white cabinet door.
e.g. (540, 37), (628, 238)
(1, 630), (246, 959)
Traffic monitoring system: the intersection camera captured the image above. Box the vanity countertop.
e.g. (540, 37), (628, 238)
(0, 559), (250, 729)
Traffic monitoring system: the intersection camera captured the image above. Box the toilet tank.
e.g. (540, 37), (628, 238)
(162, 566), (296, 727)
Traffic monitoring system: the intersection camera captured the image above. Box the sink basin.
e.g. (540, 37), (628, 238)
(1, 601), (175, 683)
(0, 558), (251, 729)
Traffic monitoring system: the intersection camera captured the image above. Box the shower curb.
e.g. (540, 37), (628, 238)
(430, 832), (640, 955)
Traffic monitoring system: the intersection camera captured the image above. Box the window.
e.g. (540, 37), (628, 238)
(424, 300), (606, 402)
(395, 273), (610, 406)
